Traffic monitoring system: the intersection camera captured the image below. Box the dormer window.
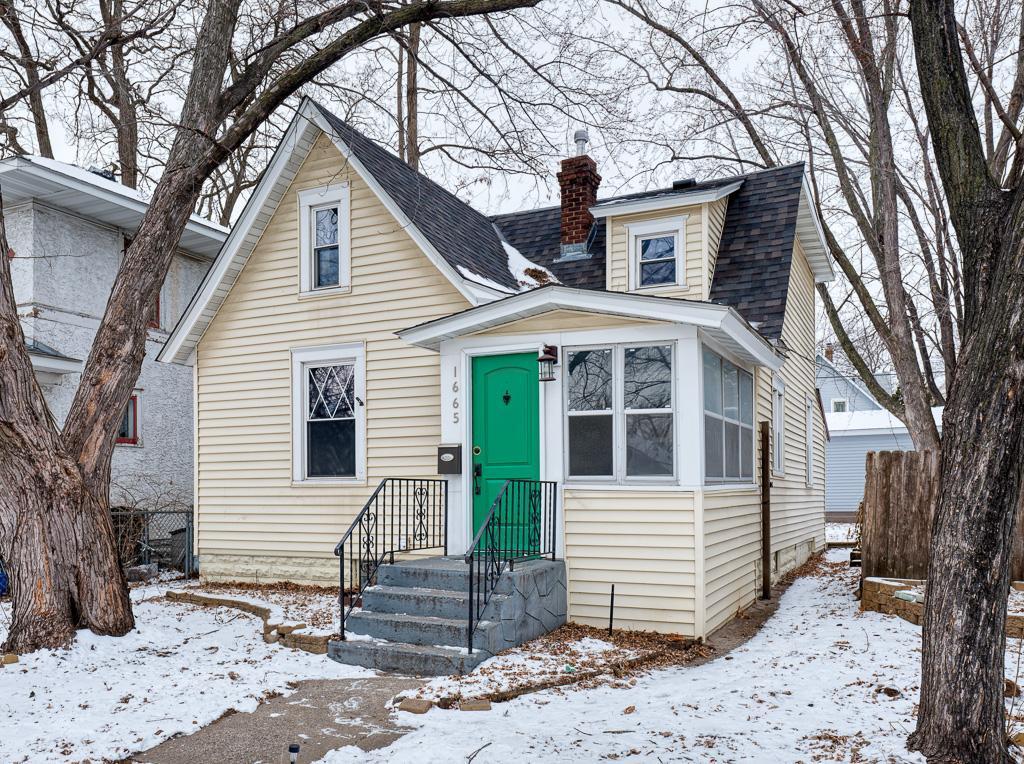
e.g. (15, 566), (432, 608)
(298, 183), (351, 295)
(626, 216), (687, 290)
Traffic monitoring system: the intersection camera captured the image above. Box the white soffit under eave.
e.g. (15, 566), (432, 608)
(589, 181), (742, 220)
(397, 285), (781, 370)
(29, 352), (83, 376)
(157, 103), (322, 365)
(798, 175), (834, 283)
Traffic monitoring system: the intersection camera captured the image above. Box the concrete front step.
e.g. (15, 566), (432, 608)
(328, 638), (492, 676)
(346, 610), (497, 651)
(376, 557), (476, 592)
(362, 584), (508, 621)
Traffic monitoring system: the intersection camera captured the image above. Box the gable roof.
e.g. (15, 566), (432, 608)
(311, 104), (521, 292)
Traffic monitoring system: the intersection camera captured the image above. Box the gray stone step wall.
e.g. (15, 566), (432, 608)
(328, 556), (567, 676)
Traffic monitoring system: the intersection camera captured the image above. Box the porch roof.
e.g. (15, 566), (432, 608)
(397, 285), (783, 371)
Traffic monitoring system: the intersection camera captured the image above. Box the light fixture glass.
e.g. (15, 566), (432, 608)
(538, 344), (558, 382)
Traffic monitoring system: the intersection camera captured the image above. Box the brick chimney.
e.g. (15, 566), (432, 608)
(824, 342), (835, 362)
(557, 129), (601, 260)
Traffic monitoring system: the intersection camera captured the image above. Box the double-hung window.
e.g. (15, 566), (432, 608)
(626, 217), (687, 289)
(292, 343), (365, 482)
(298, 184), (351, 295)
(805, 396), (815, 485)
(703, 347), (754, 483)
(116, 394), (140, 445)
(565, 344), (675, 481)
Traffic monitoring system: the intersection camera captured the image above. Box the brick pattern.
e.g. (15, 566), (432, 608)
(557, 155), (601, 246)
(862, 577), (1024, 637)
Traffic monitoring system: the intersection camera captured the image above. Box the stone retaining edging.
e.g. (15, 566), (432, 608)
(862, 577), (1024, 638)
(165, 590), (332, 654)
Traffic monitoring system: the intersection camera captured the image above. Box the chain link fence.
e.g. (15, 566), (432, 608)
(111, 509), (196, 579)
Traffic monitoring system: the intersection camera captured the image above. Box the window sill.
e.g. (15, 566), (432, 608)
(298, 285), (352, 301)
(702, 482), (757, 492)
(563, 480), (680, 491)
(631, 283), (688, 294)
(291, 477), (366, 487)
(115, 441), (142, 448)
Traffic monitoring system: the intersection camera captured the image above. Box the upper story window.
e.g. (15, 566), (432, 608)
(298, 184), (350, 295)
(831, 398), (847, 413)
(148, 292), (161, 330)
(703, 347), (754, 483)
(291, 343), (365, 483)
(565, 343), (675, 482)
(116, 394), (140, 446)
(625, 216), (687, 290)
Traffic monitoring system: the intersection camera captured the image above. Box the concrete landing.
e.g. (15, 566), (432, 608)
(129, 676), (420, 764)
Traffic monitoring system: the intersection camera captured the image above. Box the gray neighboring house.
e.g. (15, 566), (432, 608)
(816, 348), (941, 517)
(1, 155), (227, 508)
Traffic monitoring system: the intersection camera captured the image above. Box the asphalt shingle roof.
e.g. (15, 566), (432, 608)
(314, 102), (806, 338)
(313, 104), (520, 291)
(708, 163), (806, 340)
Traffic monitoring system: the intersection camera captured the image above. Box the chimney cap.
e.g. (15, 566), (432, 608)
(672, 178), (696, 190)
(573, 128), (589, 156)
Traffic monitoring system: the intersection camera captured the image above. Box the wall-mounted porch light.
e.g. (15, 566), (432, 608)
(538, 344), (559, 382)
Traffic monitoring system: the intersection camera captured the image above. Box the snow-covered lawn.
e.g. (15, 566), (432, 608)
(0, 584), (370, 763)
(315, 550), (961, 763)
(826, 522), (859, 543)
(186, 582), (339, 635)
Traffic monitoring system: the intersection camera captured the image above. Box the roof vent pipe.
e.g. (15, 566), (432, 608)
(574, 129), (589, 157)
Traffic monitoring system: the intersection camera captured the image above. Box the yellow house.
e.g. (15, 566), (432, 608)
(160, 99), (833, 674)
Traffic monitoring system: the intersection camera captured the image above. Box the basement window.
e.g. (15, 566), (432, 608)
(298, 184), (351, 295)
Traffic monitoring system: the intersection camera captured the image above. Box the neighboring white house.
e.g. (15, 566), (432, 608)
(160, 98), (834, 644)
(0, 155), (227, 507)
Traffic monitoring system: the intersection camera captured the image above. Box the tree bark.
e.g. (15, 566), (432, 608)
(907, 0), (1024, 760)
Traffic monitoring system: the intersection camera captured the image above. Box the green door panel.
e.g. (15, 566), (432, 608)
(471, 353), (540, 539)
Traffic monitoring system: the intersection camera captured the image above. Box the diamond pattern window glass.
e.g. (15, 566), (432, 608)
(312, 205), (340, 289)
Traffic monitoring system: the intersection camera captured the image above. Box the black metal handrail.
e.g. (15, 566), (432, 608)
(465, 478), (557, 653)
(334, 477), (448, 639)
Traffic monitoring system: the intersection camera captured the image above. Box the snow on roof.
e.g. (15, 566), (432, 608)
(826, 406), (943, 436)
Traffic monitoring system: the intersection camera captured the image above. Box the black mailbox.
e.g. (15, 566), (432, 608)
(437, 444), (462, 475)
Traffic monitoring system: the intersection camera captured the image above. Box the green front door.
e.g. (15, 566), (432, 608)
(471, 353), (540, 538)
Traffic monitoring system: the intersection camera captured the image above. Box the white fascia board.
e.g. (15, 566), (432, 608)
(590, 182), (742, 220)
(29, 351), (82, 376)
(310, 108), (510, 307)
(398, 286), (780, 372)
(798, 174), (835, 283)
(0, 157), (228, 248)
(157, 101), (321, 365)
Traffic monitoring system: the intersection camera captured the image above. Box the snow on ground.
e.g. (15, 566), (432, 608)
(318, 551), (934, 763)
(0, 591), (369, 763)
(826, 522), (858, 543)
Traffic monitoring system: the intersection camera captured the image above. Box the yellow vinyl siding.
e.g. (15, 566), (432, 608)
(605, 205), (705, 299)
(563, 489), (697, 635)
(470, 309), (660, 336)
(699, 237), (825, 633)
(705, 198), (729, 291)
(195, 133), (471, 583)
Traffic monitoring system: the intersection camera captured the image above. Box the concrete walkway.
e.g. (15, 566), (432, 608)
(130, 676), (421, 764)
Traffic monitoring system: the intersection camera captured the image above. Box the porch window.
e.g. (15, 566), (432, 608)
(703, 347), (753, 483)
(773, 378), (785, 475)
(292, 343), (365, 482)
(298, 184), (351, 295)
(565, 344), (674, 482)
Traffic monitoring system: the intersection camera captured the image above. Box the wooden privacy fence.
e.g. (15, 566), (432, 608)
(861, 450), (1024, 580)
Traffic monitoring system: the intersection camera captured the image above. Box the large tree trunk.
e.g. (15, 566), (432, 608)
(907, 0), (1024, 759)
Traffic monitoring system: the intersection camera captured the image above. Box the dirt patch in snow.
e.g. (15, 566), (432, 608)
(193, 581), (338, 633)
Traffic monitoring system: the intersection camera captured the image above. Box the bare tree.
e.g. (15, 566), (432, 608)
(0, 0), (539, 655)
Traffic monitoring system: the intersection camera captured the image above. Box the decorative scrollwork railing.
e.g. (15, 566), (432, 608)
(465, 479), (557, 653)
(334, 478), (448, 639)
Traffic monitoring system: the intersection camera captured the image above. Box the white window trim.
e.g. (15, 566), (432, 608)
(702, 345), (756, 485)
(773, 376), (785, 475)
(298, 183), (351, 296)
(563, 342), (677, 485)
(831, 398), (848, 413)
(291, 342), (366, 484)
(625, 215), (688, 291)
(805, 394), (815, 486)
